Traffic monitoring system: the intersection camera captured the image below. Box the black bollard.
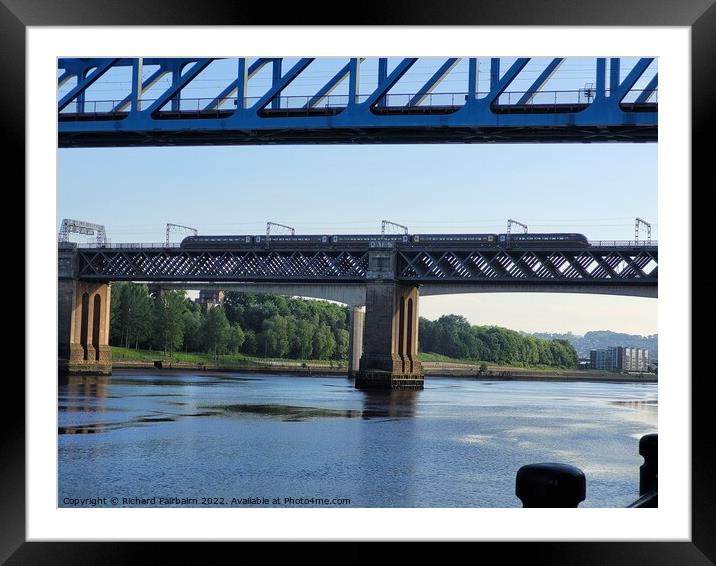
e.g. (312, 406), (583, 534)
(516, 463), (586, 508)
(639, 433), (658, 496)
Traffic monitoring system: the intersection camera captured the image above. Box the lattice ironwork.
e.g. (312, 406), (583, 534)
(75, 245), (657, 286)
(77, 249), (370, 282)
(396, 248), (658, 283)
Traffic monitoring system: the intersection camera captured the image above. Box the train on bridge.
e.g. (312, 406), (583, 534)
(179, 232), (590, 249)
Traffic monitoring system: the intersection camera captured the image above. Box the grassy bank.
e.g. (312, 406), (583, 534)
(420, 352), (577, 372)
(419, 352), (655, 381)
(110, 347), (655, 381)
(111, 346), (347, 371)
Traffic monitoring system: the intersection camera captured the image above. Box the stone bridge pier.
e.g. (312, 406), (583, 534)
(356, 250), (424, 390)
(58, 248), (112, 375)
(347, 305), (365, 378)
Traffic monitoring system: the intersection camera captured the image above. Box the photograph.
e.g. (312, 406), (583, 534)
(11, 9), (706, 563)
(56, 55), (659, 510)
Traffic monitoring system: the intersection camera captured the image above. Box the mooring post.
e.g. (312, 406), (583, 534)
(639, 433), (658, 496)
(516, 463), (586, 507)
(626, 433), (658, 507)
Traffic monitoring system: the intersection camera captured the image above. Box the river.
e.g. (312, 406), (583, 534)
(58, 370), (657, 508)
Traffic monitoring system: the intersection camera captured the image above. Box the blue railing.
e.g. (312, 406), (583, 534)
(59, 88), (658, 117)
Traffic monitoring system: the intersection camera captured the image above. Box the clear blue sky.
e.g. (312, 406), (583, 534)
(58, 58), (658, 336)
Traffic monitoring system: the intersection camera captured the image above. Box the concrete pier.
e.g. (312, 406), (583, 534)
(58, 248), (112, 376)
(347, 305), (365, 378)
(356, 281), (424, 390)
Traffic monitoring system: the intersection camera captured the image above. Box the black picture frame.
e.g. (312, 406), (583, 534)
(9, 1), (706, 563)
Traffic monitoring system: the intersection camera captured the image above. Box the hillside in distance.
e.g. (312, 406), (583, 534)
(526, 330), (658, 359)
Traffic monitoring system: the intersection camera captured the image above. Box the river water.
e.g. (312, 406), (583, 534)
(58, 370), (657, 508)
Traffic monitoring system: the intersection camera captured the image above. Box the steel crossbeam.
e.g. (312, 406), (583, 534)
(76, 249), (371, 282)
(395, 248), (657, 284)
(74, 246), (657, 288)
(58, 57), (657, 146)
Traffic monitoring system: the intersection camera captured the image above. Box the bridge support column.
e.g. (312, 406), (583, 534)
(347, 305), (365, 378)
(58, 279), (112, 376)
(356, 282), (423, 390)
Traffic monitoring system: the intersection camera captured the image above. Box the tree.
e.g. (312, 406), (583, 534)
(313, 324), (336, 360)
(201, 306), (231, 357)
(151, 291), (186, 356)
(241, 329), (258, 355)
(262, 315), (290, 358)
(417, 315), (578, 369)
(334, 328), (350, 360)
(227, 323), (246, 354)
(109, 282), (127, 346)
(181, 309), (202, 352)
(292, 319), (315, 359)
(109, 282), (153, 349)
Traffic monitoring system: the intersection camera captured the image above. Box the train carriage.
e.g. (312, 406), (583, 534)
(498, 233), (589, 247)
(180, 232), (591, 250)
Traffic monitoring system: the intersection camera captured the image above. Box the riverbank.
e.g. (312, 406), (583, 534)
(109, 347), (655, 382)
(112, 359), (344, 376)
(422, 362), (656, 383)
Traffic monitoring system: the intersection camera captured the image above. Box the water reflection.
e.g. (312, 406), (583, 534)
(609, 399), (658, 426)
(359, 390), (419, 420)
(358, 390), (420, 506)
(60, 376), (109, 410)
(59, 376), (110, 434)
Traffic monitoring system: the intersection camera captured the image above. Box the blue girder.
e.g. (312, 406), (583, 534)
(57, 57), (658, 147)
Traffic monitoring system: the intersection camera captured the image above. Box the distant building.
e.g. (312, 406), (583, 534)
(197, 289), (225, 309)
(590, 347), (618, 370)
(590, 346), (649, 371)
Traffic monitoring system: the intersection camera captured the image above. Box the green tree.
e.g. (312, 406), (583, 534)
(109, 282), (153, 349)
(227, 323), (246, 354)
(313, 324), (336, 360)
(201, 306), (231, 357)
(109, 282), (127, 346)
(334, 328), (350, 360)
(151, 291), (187, 356)
(262, 315), (290, 357)
(181, 309), (202, 352)
(292, 319), (315, 359)
(241, 329), (258, 355)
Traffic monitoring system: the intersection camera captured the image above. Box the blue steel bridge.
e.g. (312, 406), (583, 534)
(58, 57), (657, 146)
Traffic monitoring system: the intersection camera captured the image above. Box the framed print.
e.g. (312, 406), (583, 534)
(11, 0), (708, 563)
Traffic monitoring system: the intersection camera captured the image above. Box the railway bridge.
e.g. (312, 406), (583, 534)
(58, 57), (657, 146)
(58, 239), (657, 389)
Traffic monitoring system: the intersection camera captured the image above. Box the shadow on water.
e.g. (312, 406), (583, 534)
(59, 373), (423, 433)
(209, 404), (362, 422)
(206, 390), (420, 423)
(359, 390), (420, 420)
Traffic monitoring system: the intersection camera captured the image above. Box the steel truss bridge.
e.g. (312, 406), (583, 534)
(58, 57), (657, 146)
(70, 242), (657, 294)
